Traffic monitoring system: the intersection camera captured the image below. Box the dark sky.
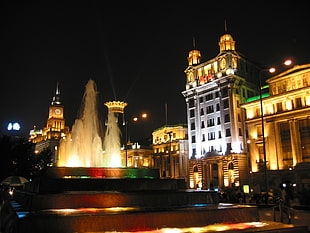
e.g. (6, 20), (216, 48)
(1, 2), (309, 141)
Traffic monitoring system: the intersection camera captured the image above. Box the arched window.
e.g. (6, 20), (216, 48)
(228, 162), (234, 170)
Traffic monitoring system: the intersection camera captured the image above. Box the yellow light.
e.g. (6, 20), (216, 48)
(306, 96), (310, 106)
(246, 109), (254, 119)
(252, 167), (258, 172)
(141, 113), (148, 118)
(133, 117), (138, 122)
(243, 185), (250, 194)
(104, 101), (128, 113)
(284, 59), (292, 66)
(269, 67), (276, 73)
(286, 100), (292, 110)
(224, 178), (229, 187)
(267, 105), (274, 114)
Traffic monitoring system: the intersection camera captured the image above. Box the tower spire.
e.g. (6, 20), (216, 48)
(52, 81), (62, 105)
(224, 19), (228, 33)
(192, 36), (196, 49)
(56, 81), (60, 95)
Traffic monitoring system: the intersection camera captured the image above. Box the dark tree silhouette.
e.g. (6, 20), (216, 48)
(0, 136), (53, 180)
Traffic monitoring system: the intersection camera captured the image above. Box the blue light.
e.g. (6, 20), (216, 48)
(7, 122), (21, 131)
(7, 123), (13, 131)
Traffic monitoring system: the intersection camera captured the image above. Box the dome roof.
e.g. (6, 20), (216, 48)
(219, 33), (236, 52)
(220, 34), (234, 42)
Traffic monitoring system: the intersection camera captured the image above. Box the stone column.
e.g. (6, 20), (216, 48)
(289, 119), (302, 166)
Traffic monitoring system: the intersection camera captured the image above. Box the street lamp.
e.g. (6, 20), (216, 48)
(132, 113), (148, 122)
(166, 131), (173, 177)
(124, 112), (149, 166)
(259, 59), (292, 204)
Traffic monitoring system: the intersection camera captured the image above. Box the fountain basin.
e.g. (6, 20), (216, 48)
(19, 204), (261, 233)
(15, 190), (219, 211)
(24, 167), (187, 193)
(45, 167), (160, 179)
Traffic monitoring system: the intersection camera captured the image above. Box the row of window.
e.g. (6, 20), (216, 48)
(190, 99), (230, 117)
(270, 77), (309, 95)
(192, 142), (241, 156)
(153, 133), (177, 144)
(249, 96), (309, 119)
(194, 87), (256, 106)
(190, 115), (231, 130)
(154, 145), (179, 154)
(192, 127), (244, 143)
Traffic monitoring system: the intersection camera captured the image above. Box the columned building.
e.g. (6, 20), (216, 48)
(152, 125), (188, 180)
(242, 64), (310, 194)
(182, 33), (260, 189)
(121, 142), (153, 168)
(29, 84), (69, 164)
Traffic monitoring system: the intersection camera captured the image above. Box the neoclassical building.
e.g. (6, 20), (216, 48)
(242, 64), (310, 191)
(182, 33), (260, 189)
(152, 125), (188, 179)
(121, 142), (153, 168)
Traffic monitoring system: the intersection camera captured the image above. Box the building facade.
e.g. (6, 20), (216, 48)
(182, 33), (260, 189)
(121, 142), (153, 168)
(242, 64), (310, 194)
(152, 125), (188, 180)
(29, 84), (69, 164)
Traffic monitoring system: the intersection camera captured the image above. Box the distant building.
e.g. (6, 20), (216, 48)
(152, 125), (188, 180)
(29, 84), (69, 164)
(182, 33), (260, 189)
(121, 142), (153, 168)
(242, 64), (310, 193)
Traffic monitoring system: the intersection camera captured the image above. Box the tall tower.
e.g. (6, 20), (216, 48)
(29, 83), (69, 165)
(45, 83), (66, 135)
(182, 33), (260, 189)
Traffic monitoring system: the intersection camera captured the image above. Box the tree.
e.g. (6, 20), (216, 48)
(31, 147), (53, 177)
(0, 135), (14, 180)
(0, 136), (53, 180)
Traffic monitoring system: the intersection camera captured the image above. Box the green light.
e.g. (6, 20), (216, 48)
(246, 93), (270, 103)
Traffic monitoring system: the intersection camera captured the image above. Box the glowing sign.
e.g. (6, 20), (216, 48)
(7, 122), (21, 131)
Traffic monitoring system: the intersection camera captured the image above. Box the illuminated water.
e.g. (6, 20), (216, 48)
(57, 80), (122, 167)
(103, 111), (123, 167)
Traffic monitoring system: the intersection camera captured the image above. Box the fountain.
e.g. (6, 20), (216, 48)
(57, 80), (104, 167)
(103, 101), (127, 167)
(15, 80), (307, 232)
(53, 81), (158, 180)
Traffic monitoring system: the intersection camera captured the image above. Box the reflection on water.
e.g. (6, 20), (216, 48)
(105, 222), (268, 233)
(43, 206), (138, 216)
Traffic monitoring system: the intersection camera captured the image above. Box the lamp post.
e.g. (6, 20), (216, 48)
(258, 59), (292, 204)
(166, 131), (173, 177)
(124, 112), (148, 167)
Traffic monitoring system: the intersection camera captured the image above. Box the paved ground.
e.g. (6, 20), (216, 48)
(258, 206), (310, 232)
(9, 200), (310, 232)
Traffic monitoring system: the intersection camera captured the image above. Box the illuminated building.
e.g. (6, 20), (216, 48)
(182, 33), (260, 189)
(29, 84), (69, 164)
(152, 125), (188, 179)
(242, 64), (310, 190)
(121, 142), (153, 168)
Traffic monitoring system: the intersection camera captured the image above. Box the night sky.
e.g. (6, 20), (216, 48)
(1, 2), (309, 141)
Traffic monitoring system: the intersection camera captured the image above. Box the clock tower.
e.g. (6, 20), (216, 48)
(46, 83), (65, 132)
(29, 83), (69, 165)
